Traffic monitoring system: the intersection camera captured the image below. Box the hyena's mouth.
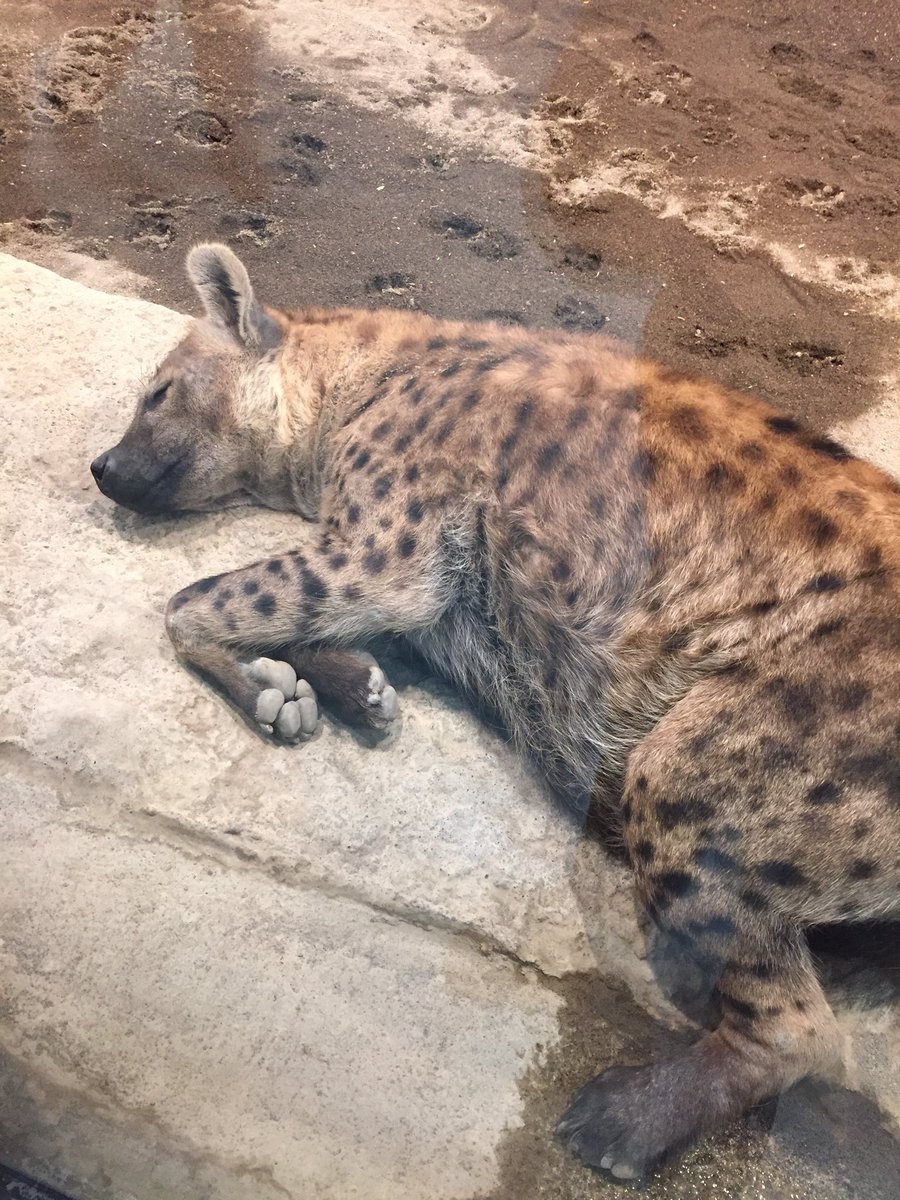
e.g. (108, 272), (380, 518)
(91, 447), (193, 514)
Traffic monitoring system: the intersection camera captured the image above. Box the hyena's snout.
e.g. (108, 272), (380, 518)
(90, 439), (191, 514)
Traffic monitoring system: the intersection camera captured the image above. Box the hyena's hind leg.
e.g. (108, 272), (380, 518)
(560, 669), (850, 1178)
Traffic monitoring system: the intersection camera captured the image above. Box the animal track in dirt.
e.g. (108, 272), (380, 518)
(767, 126), (811, 152)
(686, 329), (749, 359)
(777, 74), (843, 109)
(365, 272), (416, 307)
(560, 246), (602, 274)
(276, 131), (327, 185)
(219, 211), (278, 246)
(843, 126), (900, 160)
(783, 178), (845, 217)
(553, 297), (607, 332)
(29, 14), (156, 125)
(125, 197), (176, 249)
(480, 309), (526, 326)
(175, 109), (232, 146)
(779, 342), (844, 374)
(769, 42), (807, 65)
(431, 213), (521, 259)
(22, 209), (73, 236)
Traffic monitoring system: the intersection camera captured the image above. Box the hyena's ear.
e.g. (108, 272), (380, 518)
(186, 243), (281, 351)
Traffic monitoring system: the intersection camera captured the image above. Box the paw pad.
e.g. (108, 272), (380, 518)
(245, 657), (318, 739)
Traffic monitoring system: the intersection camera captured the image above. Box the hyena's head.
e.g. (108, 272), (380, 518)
(91, 243), (283, 515)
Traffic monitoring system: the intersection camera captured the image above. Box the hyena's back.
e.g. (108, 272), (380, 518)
(320, 312), (900, 804)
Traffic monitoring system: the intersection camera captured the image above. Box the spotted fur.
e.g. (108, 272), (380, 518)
(91, 244), (900, 1179)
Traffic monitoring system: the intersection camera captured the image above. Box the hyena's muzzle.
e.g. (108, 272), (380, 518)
(90, 437), (193, 515)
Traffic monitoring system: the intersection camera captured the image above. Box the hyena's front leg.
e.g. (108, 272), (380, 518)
(164, 537), (444, 738)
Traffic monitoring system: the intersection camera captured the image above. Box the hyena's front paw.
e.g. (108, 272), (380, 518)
(243, 657), (319, 741)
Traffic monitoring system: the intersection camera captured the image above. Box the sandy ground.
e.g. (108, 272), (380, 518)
(0, 2), (898, 1198)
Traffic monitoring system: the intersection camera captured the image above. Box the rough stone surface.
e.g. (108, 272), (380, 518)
(0, 255), (897, 1197)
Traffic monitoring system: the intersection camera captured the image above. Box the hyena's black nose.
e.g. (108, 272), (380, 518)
(90, 452), (109, 483)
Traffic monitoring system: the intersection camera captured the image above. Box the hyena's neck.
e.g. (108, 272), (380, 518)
(237, 354), (323, 517)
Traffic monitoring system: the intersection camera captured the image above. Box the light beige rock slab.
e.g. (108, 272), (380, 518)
(0, 777), (559, 1200)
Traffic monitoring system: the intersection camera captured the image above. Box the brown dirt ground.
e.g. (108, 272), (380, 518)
(0, 2), (897, 1197)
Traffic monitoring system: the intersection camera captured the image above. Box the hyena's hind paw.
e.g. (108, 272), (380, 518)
(281, 646), (399, 732)
(243, 657), (319, 740)
(362, 658), (399, 729)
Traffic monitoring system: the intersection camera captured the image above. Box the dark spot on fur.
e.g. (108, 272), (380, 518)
(718, 993), (759, 1021)
(413, 412), (431, 435)
(752, 598), (779, 615)
(835, 682), (870, 711)
(848, 859), (876, 880)
(781, 465), (803, 487)
(632, 840), (656, 865)
(400, 375), (417, 394)
(740, 888), (768, 912)
(353, 449), (371, 471)
(635, 774), (648, 792)
(171, 594), (189, 610)
(195, 576), (220, 594)
(394, 434), (412, 453)
(461, 390), (480, 411)
(810, 617), (845, 639)
(243, 580), (259, 596)
(690, 915), (739, 939)
(806, 780), (843, 806)
(407, 499), (425, 524)
(693, 847), (740, 874)
(767, 415), (801, 435)
(254, 593), (277, 617)
(434, 418), (455, 446)
(362, 550), (387, 574)
(537, 442), (563, 473)
(802, 510), (839, 548)
(404, 464), (420, 484)
(662, 628), (691, 653)
(372, 420), (393, 440)
(653, 870), (699, 905)
(632, 448), (659, 483)
(329, 553), (348, 570)
(408, 387), (426, 408)
(706, 462), (743, 493)
(426, 336), (448, 351)
(266, 559), (285, 575)
(551, 559), (571, 583)
(347, 505), (361, 525)
(759, 860), (807, 887)
(852, 820), (872, 840)
(670, 404), (709, 440)
(439, 360), (462, 378)
(397, 532), (417, 558)
(807, 434), (851, 461)
(343, 583), (361, 601)
(739, 441), (766, 461)
(300, 567), (328, 602)
(212, 596), (227, 611)
(805, 572), (844, 593)
(373, 474), (394, 500)
(658, 797), (716, 830)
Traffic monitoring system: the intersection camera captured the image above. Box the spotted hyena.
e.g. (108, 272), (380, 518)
(91, 243), (900, 1179)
